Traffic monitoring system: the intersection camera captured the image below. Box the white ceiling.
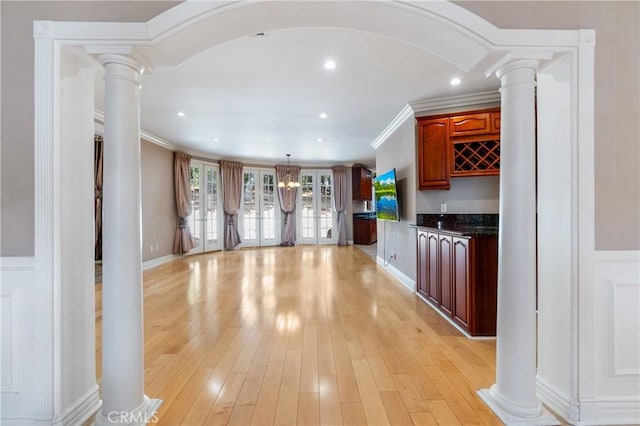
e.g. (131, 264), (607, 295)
(95, 27), (500, 167)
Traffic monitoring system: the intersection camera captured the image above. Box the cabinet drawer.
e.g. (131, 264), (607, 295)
(449, 113), (492, 137)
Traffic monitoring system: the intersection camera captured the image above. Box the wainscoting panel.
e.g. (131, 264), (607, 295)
(586, 251), (640, 425)
(0, 257), (36, 422)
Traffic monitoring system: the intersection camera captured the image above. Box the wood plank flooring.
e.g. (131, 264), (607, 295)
(95, 245), (501, 425)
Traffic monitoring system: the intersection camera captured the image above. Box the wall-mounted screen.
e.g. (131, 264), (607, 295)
(374, 168), (400, 222)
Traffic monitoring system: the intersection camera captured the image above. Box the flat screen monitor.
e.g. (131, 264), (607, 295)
(374, 168), (400, 222)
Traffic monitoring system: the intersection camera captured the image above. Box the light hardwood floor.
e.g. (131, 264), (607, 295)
(96, 245), (502, 425)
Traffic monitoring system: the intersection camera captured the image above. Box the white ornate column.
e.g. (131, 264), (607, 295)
(95, 54), (161, 425)
(478, 59), (559, 425)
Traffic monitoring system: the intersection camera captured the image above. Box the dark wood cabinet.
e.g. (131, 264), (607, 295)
(352, 165), (373, 200)
(449, 112), (492, 137)
(417, 231), (428, 295)
(438, 234), (453, 316)
(415, 228), (498, 336)
(452, 237), (470, 329)
(417, 117), (450, 190)
(426, 232), (439, 304)
(353, 218), (377, 245)
(417, 108), (501, 190)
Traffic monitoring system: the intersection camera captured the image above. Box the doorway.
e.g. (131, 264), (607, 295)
(239, 168), (280, 247)
(297, 170), (336, 245)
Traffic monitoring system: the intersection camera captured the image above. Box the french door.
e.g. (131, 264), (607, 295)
(239, 168), (280, 247)
(297, 170), (336, 245)
(187, 161), (223, 253)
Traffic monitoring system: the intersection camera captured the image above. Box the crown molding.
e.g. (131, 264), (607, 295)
(371, 104), (414, 150)
(410, 90), (501, 115)
(94, 108), (179, 152)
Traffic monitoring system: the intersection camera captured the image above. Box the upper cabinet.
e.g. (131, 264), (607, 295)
(352, 165), (373, 200)
(417, 107), (501, 190)
(449, 112), (492, 137)
(417, 117), (451, 190)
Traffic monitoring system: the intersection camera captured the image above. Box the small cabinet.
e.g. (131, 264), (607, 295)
(452, 237), (470, 329)
(352, 165), (373, 200)
(353, 218), (377, 245)
(449, 113), (492, 137)
(417, 117), (450, 190)
(415, 228), (498, 336)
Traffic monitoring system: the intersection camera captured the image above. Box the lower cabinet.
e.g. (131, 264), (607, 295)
(416, 228), (497, 336)
(353, 218), (377, 245)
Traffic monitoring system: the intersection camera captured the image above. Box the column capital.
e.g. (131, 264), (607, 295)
(485, 51), (553, 78)
(99, 54), (145, 75)
(495, 59), (540, 80)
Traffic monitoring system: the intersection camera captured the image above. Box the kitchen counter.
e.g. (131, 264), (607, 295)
(411, 213), (499, 237)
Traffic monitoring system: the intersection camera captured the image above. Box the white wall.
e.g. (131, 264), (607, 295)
(58, 48), (99, 421)
(416, 176), (499, 214)
(375, 117), (416, 288)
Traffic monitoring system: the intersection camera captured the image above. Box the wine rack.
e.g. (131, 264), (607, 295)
(452, 139), (500, 176)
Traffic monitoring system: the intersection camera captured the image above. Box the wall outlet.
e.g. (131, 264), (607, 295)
(440, 203), (447, 213)
(391, 253), (397, 261)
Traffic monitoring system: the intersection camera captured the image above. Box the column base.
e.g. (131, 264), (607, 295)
(94, 396), (163, 425)
(478, 386), (560, 426)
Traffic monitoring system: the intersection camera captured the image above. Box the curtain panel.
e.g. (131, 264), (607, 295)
(332, 166), (348, 245)
(172, 152), (196, 254)
(275, 164), (301, 246)
(94, 135), (104, 260)
(221, 160), (243, 249)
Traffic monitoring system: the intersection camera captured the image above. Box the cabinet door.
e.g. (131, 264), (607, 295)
(417, 118), (450, 190)
(426, 232), (440, 304)
(417, 230), (428, 296)
(449, 113), (491, 137)
(452, 237), (470, 328)
(439, 234), (453, 316)
(490, 111), (501, 133)
(352, 166), (372, 200)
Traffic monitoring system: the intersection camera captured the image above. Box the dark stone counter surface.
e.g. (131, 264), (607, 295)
(411, 213), (499, 237)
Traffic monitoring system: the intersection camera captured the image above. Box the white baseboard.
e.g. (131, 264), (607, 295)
(536, 377), (580, 424)
(57, 385), (101, 426)
(142, 254), (180, 271)
(376, 256), (415, 292)
(572, 397), (640, 426)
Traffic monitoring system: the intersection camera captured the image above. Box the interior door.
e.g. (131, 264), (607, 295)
(297, 171), (336, 245)
(188, 162), (223, 254)
(240, 168), (280, 247)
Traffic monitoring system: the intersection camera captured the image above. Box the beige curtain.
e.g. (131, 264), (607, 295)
(332, 166), (348, 245)
(94, 135), (104, 260)
(275, 164), (301, 246)
(221, 160), (243, 249)
(172, 152), (196, 254)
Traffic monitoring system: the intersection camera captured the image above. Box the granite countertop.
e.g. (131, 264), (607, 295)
(411, 213), (499, 237)
(353, 212), (376, 219)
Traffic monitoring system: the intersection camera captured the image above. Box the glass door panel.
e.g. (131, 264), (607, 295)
(261, 173), (278, 246)
(188, 164), (203, 252)
(188, 162), (222, 254)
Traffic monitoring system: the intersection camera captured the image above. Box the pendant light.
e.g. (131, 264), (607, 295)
(278, 154), (300, 189)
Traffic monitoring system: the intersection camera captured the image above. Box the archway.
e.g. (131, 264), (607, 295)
(32, 2), (594, 424)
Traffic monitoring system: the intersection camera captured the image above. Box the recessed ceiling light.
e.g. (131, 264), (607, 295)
(319, 112), (327, 119)
(213, 137), (219, 142)
(450, 77), (461, 86)
(324, 60), (336, 70)
(177, 111), (185, 117)
(317, 138), (323, 142)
